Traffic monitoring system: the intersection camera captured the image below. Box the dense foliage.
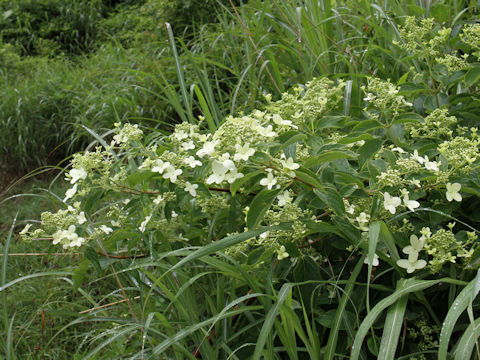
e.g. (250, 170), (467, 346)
(3, 0), (480, 359)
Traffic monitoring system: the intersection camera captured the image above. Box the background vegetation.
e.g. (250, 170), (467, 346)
(2, 0), (480, 358)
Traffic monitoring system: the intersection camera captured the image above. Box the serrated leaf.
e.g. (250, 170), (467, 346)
(318, 309), (356, 329)
(247, 247), (265, 265)
(338, 134), (374, 145)
(313, 188), (345, 216)
(304, 150), (357, 168)
(280, 133), (307, 151)
(270, 131), (304, 155)
(295, 168), (323, 189)
(352, 120), (384, 132)
(104, 230), (141, 249)
(391, 113), (423, 125)
(247, 188), (282, 230)
(358, 138), (384, 168)
(303, 220), (342, 237)
(84, 247), (102, 273)
(339, 183), (359, 197)
(332, 217), (361, 244)
(316, 116), (347, 129)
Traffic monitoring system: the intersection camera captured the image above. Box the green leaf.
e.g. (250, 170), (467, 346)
(338, 134), (374, 145)
(332, 217), (361, 244)
(164, 226), (289, 278)
(358, 138), (384, 168)
(465, 65), (480, 87)
(379, 222), (400, 262)
(84, 190), (104, 215)
(367, 222), (380, 290)
(324, 256), (364, 360)
(391, 113), (423, 125)
(230, 170), (263, 195)
(304, 150), (357, 168)
(247, 247), (265, 265)
(127, 170), (154, 186)
(377, 294), (408, 359)
(339, 183), (359, 197)
(439, 271), (480, 360)
(247, 188), (282, 230)
(304, 220), (343, 237)
(369, 194), (382, 219)
(0, 272), (73, 292)
(316, 116), (347, 129)
(84, 247), (102, 273)
(295, 168), (324, 189)
(2, 215), (16, 341)
(313, 187), (345, 216)
(104, 230), (141, 249)
(279, 133), (307, 152)
(352, 120), (383, 132)
(351, 277), (465, 360)
(150, 297), (264, 356)
(318, 309), (356, 330)
(253, 284), (293, 360)
(193, 84), (216, 132)
(453, 317), (480, 360)
(80, 125), (120, 161)
(72, 260), (90, 291)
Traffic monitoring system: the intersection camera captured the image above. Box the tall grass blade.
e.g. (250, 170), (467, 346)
(0, 272), (73, 292)
(344, 80), (353, 116)
(351, 277), (466, 359)
(231, 64), (252, 115)
(79, 124), (119, 161)
(453, 317), (480, 360)
(148, 296), (264, 357)
(166, 225), (289, 275)
(324, 256), (365, 360)
(6, 313), (15, 360)
(2, 215), (16, 360)
(377, 294), (408, 359)
(367, 221), (380, 312)
(193, 85), (217, 132)
(165, 23), (193, 122)
(252, 283), (293, 360)
(439, 271), (480, 360)
(83, 324), (145, 359)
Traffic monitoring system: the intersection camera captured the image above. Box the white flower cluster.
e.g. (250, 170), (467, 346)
(396, 228), (430, 273)
(52, 225), (85, 249)
(383, 189), (420, 215)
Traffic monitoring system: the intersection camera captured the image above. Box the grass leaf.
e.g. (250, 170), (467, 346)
(377, 294), (408, 359)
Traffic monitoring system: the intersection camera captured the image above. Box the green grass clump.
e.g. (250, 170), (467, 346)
(4, 0), (480, 359)
(0, 44), (179, 173)
(0, 0), (147, 57)
(0, 178), (138, 358)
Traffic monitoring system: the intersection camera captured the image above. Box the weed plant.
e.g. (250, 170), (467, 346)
(4, 0), (480, 359)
